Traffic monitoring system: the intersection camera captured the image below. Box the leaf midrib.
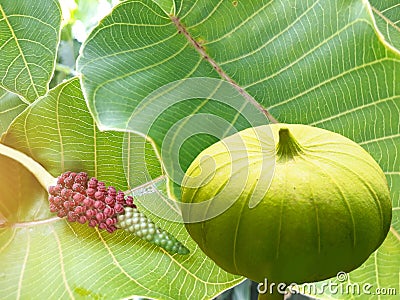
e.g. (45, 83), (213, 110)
(169, 14), (278, 123)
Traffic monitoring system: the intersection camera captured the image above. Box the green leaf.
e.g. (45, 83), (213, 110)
(0, 0), (61, 101)
(77, 0), (400, 298)
(0, 87), (27, 135)
(0, 78), (243, 299)
(0, 154), (49, 226)
(369, 0), (400, 51)
(2, 78), (128, 184)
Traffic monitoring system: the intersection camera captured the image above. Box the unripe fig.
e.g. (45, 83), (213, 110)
(181, 124), (392, 284)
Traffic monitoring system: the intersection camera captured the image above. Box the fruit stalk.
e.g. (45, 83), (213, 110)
(276, 127), (303, 160)
(0, 143), (56, 189)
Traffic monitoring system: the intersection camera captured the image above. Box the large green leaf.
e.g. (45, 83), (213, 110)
(369, 0), (400, 51)
(0, 0), (61, 102)
(78, 0), (400, 298)
(0, 78), (242, 299)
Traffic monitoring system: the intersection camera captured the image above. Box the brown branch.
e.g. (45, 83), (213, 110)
(171, 16), (278, 124)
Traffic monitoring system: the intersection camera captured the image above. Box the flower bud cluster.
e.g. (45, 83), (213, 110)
(48, 171), (189, 255)
(117, 207), (190, 255)
(48, 171), (135, 233)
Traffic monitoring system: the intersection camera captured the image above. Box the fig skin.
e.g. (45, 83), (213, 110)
(181, 124), (392, 284)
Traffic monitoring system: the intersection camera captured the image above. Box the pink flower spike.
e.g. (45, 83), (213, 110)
(104, 207), (115, 217)
(116, 192), (124, 203)
(105, 196), (115, 206)
(83, 197), (94, 207)
(49, 204), (58, 213)
(78, 216), (87, 224)
(114, 203), (124, 214)
(73, 193), (85, 203)
(106, 225), (116, 233)
(53, 196), (62, 205)
(125, 196), (135, 207)
(94, 191), (105, 200)
(88, 219), (98, 227)
(96, 212), (105, 222)
(108, 186), (116, 197)
(86, 188), (95, 197)
(106, 218), (116, 226)
(85, 209), (96, 218)
(97, 182), (106, 193)
(74, 206), (84, 214)
(94, 200), (105, 210)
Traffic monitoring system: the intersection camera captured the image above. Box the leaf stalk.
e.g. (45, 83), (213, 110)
(0, 143), (56, 190)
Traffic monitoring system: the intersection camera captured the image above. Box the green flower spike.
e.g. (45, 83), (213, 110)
(117, 207), (190, 255)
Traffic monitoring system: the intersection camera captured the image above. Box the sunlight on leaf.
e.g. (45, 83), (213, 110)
(0, 78), (243, 299)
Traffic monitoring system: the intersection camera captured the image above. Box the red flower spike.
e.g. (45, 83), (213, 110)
(53, 196), (62, 205)
(94, 200), (105, 210)
(74, 173), (88, 184)
(106, 225), (116, 233)
(116, 192), (124, 203)
(67, 211), (78, 222)
(88, 178), (97, 189)
(74, 206), (84, 214)
(96, 212), (105, 222)
(86, 188), (95, 197)
(48, 171), (136, 234)
(108, 186), (116, 197)
(78, 216), (87, 224)
(105, 196), (115, 206)
(97, 182), (106, 192)
(73, 193), (85, 203)
(60, 188), (72, 198)
(48, 186), (56, 195)
(85, 209), (96, 218)
(64, 177), (74, 188)
(88, 219), (98, 227)
(125, 196), (135, 208)
(114, 203), (124, 214)
(49, 204), (58, 213)
(106, 218), (116, 226)
(57, 211), (67, 218)
(48, 171), (189, 254)
(104, 207), (115, 217)
(94, 191), (105, 201)
(83, 197), (94, 207)
(53, 185), (62, 194)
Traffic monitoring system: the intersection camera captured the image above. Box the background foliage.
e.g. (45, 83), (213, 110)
(0, 0), (399, 299)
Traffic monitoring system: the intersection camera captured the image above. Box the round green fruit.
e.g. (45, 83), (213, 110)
(181, 124), (392, 284)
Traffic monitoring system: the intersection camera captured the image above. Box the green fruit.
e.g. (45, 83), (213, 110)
(181, 124), (392, 284)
